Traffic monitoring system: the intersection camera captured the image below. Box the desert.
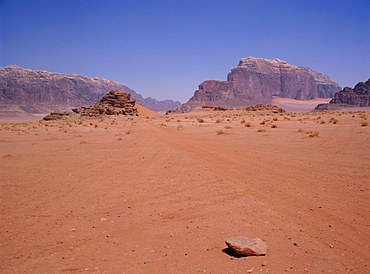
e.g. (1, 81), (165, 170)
(1, 108), (369, 273)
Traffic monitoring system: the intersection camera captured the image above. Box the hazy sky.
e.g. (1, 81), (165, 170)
(1, 0), (369, 102)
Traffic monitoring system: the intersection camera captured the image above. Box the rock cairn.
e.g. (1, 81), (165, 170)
(43, 90), (138, 120)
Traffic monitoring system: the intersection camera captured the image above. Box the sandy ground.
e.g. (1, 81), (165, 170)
(0, 109), (369, 273)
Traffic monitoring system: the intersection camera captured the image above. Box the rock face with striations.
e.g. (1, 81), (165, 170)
(178, 57), (340, 112)
(43, 90), (138, 120)
(0, 65), (180, 116)
(314, 79), (370, 111)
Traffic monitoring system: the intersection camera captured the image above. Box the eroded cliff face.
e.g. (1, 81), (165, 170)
(178, 57), (340, 112)
(314, 79), (370, 111)
(0, 65), (180, 116)
(43, 90), (138, 120)
(330, 79), (370, 106)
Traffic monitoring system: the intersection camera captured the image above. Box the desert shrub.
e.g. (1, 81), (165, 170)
(320, 120), (325, 124)
(358, 113), (367, 119)
(224, 126), (231, 129)
(297, 128), (304, 132)
(125, 130), (132, 134)
(245, 122), (251, 127)
(260, 121), (266, 125)
(271, 124), (277, 128)
(117, 137), (123, 141)
(241, 119), (246, 124)
(215, 119), (222, 123)
(198, 118), (205, 123)
(329, 118), (338, 124)
(361, 121), (368, 127)
(273, 117), (278, 121)
(308, 131), (319, 137)
(257, 129), (266, 132)
(216, 130), (225, 135)
(177, 125), (183, 130)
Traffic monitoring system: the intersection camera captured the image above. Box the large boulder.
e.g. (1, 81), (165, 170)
(225, 236), (268, 256)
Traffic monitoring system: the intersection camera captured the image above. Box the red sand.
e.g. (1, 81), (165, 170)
(1, 110), (369, 273)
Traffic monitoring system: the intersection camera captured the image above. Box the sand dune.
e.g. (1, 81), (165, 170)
(135, 104), (161, 117)
(271, 97), (332, 112)
(1, 110), (369, 272)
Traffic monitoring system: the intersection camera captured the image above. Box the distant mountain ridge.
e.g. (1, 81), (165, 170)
(178, 57), (341, 112)
(0, 65), (180, 116)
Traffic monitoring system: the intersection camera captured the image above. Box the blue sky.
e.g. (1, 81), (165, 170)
(0, 0), (369, 102)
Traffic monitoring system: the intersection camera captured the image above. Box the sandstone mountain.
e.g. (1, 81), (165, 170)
(314, 78), (370, 111)
(178, 57), (340, 112)
(0, 65), (180, 116)
(43, 90), (138, 120)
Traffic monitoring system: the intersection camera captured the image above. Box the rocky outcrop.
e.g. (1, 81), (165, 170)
(245, 104), (286, 113)
(314, 79), (370, 111)
(43, 90), (138, 120)
(178, 57), (340, 112)
(330, 79), (370, 107)
(0, 65), (180, 116)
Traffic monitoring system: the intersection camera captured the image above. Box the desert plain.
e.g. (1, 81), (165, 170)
(0, 107), (369, 273)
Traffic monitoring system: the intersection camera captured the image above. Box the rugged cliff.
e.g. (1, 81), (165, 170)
(314, 79), (370, 111)
(330, 79), (370, 106)
(178, 57), (340, 112)
(0, 65), (180, 116)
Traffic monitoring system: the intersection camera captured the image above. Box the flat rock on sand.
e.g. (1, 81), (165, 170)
(226, 237), (268, 256)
